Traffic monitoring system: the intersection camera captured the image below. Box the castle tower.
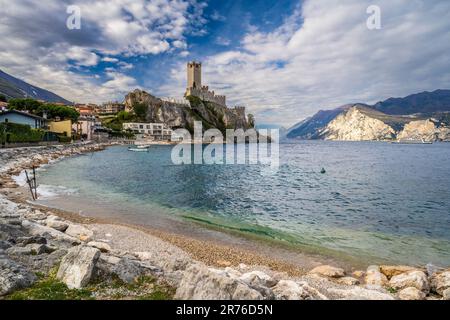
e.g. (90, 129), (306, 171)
(187, 61), (202, 88)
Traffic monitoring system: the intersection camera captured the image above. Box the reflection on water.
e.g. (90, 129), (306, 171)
(37, 141), (450, 266)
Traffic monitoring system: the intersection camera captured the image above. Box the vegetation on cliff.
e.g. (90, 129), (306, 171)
(124, 89), (253, 135)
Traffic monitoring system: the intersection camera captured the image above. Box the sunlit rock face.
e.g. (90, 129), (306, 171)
(322, 107), (396, 141)
(397, 119), (449, 142)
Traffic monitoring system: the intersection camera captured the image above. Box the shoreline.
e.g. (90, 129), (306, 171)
(1, 142), (449, 300)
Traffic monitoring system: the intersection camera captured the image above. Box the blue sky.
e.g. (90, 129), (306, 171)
(1, 0), (450, 127)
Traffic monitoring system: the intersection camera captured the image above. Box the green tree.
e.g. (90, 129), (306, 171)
(133, 102), (147, 121)
(37, 104), (80, 122)
(8, 98), (42, 113)
(117, 111), (133, 121)
(0, 94), (7, 102)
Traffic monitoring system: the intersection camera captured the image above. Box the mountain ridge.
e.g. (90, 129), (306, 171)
(286, 90), (450, 141)
(0, 69), (72, 105)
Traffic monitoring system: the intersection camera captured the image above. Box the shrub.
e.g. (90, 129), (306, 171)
(57, 135), (72, 143)
(0, 123), (44, 143)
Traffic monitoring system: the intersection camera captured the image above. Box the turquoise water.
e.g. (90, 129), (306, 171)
(36, 142), (450, 266)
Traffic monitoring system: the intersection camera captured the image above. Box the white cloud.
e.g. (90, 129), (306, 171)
(162, 0), (450, 127)
(215, 36), (231, 46)
(0, 0), (207, 103)
(101, 57), (119, 63)
(210, 10), (226, 22)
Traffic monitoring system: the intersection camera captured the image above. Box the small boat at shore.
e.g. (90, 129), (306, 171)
(128, 146), (150, 152)
(391, 139), (433, 145)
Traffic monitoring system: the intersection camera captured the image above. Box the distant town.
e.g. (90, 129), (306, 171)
(0, 61), (245, 147)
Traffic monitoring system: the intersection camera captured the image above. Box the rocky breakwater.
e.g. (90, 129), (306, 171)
(0, 143), (111, 191)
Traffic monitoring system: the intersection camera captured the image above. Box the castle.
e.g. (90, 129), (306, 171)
(184, 62), (227, 107)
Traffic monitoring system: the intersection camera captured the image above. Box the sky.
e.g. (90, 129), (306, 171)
(1, 0), (450, 127)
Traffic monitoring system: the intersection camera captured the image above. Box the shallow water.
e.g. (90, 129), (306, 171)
(36, 141), (450, 266)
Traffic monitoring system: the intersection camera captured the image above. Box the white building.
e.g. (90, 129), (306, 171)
(73, 116), (96, 140)
(123, 122), (173, 141)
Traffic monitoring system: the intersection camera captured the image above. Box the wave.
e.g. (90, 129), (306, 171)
(37, 184), (78, 200)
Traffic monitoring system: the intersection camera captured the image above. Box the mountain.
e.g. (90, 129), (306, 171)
(373, 89), (450, 115)
(286, 104), (361, 139)
(286, 90), (450, 142)
(0, 69), (72, 105)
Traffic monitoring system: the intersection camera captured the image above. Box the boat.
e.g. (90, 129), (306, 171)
(128, 147), (149, 152)
(391, 138), (433, 145)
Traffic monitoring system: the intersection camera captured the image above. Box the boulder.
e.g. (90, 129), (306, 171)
(430, 271), (450, 295)
(56, 246), (100, 289)
(327, 287), (395, 300)
(22, 220), (79, 245)
(224, 267), (242, 278)
(364, 265), (388, 287)
(175, 264), (264, 300)
(389, 271), (429, 292)
(16, 235), (47, 246)
(97, 254), (143, 284)
(0, 257), (37, 296)
(272, 280), (305, 300)
(46, 218), (69, 232)
(0, 240), (12, 250)
(239, 271), (278, 288)
(398, 287), (426, 300)
(65, 224), (93, 242)
(110, 258), (143, 284)
(87, 241), (111, 253)
(26, 243), (55, 255)
(6, 246), (33, 256)
(380, 265), (422, 279)
(443, 288), (450, 300)
(309, 265), (345, 278)
(337, 277), (360, 286)
(352, 270), (365, 278)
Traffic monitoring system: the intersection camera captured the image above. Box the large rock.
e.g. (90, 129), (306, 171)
(175, 264), (264, 300)
(46, 216), (69, 232)
(389, 271), (429, 293)
(327, 287), (394, 300)
(22, 220), (79, 245)
(380, 265), (422, 279)
(0, 257), (37, 296)
(87, 241), (111, 253)
(364, 265), (388, 287)
(239, 271), (277, 288)
(16, 235), (47, 246)
(309, 265), (345, 278)
(96, 254), (143, 284)
(443, 288), (450, 300)
(337, 277), (360, 286)
(272, 280), (305, 300)
(398, 287), (426, 300)
(56, 246), (100, 289)
(65, 224), (93, 242)
(430, 271), (450, 295)
(110, 258), (143, 284)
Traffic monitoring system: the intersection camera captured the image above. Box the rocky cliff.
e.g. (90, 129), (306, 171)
(287, 89), (450, 142)
(319, 106), (450, 142)
(321, 107), (396, 141)
(124, 89), (252, 133)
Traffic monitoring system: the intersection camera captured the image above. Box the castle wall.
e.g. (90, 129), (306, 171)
(186, 87), (226, 106)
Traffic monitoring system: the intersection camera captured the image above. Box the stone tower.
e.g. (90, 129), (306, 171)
(187, 61), (201, 88)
